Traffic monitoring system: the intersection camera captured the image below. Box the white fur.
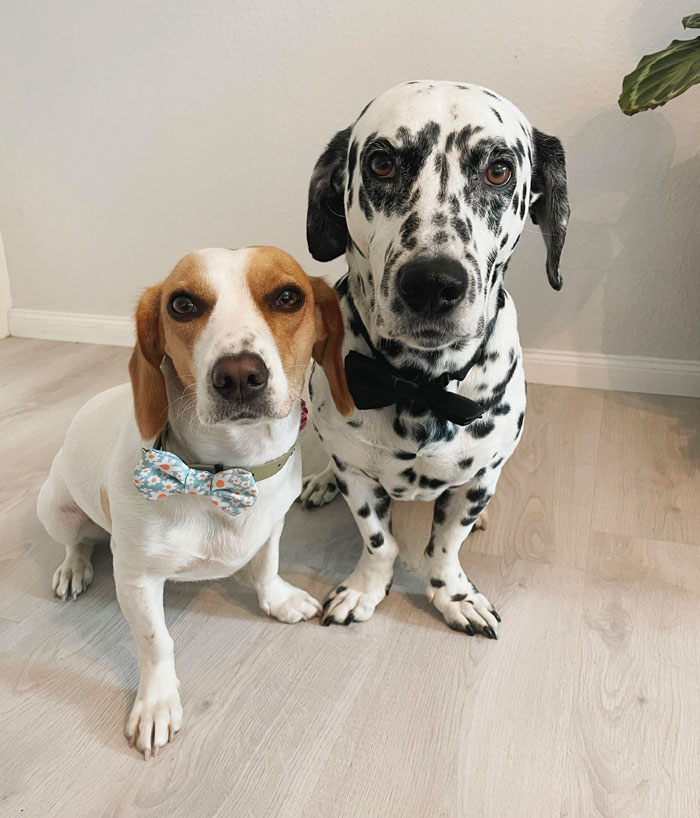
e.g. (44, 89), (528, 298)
(38, 248), (320, 759)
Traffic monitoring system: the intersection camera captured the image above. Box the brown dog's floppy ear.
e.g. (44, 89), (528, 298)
(310, 276), (354, 417)
(306, 127), (351, 262)
(128, 285), (168, 440)
(529, 128), (570, 291)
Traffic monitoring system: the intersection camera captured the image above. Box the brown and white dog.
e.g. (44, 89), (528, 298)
(37, 246), (352, 757)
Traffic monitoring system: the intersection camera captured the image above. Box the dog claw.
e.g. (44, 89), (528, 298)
(492, 610), (501, 623)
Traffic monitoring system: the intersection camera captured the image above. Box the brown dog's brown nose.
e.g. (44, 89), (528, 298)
(211, 353), (269, 402)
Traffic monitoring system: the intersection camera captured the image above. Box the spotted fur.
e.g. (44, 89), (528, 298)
(301, 81), (569, 636)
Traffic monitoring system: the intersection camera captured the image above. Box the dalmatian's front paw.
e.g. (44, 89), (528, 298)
(427, 582), (500, 639)
(299, 463), (339, 509)
(258, 577), (322, 623)
(320, 572), (391, 626)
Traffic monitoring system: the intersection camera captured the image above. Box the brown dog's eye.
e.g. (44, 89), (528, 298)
(485, 161), (512, 186)
(370, 152), (395, 178)
(273, 287), (304, 310)
(168, 293), (199, 319)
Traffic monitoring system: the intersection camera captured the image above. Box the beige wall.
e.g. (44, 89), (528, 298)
(1, 0), (698, 359)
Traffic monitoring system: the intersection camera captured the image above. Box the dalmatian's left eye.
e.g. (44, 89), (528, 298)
(370, 152), (396, 178)
(485, 161), (513, 186)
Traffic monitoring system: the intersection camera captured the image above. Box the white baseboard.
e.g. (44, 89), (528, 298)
(523, 348), (699, 399)
(9, 308), (133, 347)
(7, 308), (700, 399)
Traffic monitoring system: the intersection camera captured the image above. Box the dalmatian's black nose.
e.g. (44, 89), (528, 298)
(397, 256), (468, 316)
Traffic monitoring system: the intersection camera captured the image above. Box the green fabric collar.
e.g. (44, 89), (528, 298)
(153, 425), (298, 482)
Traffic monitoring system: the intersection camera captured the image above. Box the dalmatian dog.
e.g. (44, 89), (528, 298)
(300, 80), (569, 637)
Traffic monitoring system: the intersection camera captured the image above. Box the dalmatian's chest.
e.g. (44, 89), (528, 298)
(309, 348), (526, 502)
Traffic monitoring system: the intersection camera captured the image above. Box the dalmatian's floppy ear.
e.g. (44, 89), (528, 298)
(529, 128), (570, 291)
(306, 127), (351, 262)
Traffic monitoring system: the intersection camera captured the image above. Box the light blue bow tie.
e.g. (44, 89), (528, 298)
(134, 448), (259, 516)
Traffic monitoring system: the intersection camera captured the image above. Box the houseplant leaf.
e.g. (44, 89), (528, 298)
(619, 34), (700, 114)
(682, 14), (700, 28)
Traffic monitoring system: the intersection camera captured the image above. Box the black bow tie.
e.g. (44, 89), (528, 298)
(344, 350), (485, 426)
(340, 282), (505, 427)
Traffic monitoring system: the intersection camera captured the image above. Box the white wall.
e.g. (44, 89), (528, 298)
(1, 0), (698, 363)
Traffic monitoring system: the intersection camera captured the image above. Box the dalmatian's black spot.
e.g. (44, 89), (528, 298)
(305, 80), (569, 632)
(332, 454), (346, 471)
(420, 476), (446, 489)
(358, 187), (373, 221)
(369, 532), (385, 548)
(466, 486), (488, 503)
(347, 140), (358, 210)
(468, 418), (496, 438)
(335, 476), (348, 495)
(357, 503), (371, 518)
(433, 490), (452, 524)
(400, 212), (421, 248)
(516, 411), (525, 437)
(393, 417), (407, 438)
(430, 578), (446, 588)
(451, 592), (467, 601)
(374, 486), (391, 519)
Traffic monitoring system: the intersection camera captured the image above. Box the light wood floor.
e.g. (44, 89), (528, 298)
(1, 337), (699, 818)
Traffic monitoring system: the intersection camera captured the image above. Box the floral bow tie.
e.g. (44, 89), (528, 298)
(134, 449), (258, 516)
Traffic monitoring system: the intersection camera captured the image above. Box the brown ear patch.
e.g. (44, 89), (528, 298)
(129, 284), (168, 440)
(310, 276), (354, 417)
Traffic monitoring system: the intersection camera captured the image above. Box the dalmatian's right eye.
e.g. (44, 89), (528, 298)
(485, 161), (513, 186)
(370, 152), (396, 178)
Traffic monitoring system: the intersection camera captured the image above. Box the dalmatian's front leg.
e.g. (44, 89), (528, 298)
(424, 469), (502, 638)
(321, 468), (398, 626)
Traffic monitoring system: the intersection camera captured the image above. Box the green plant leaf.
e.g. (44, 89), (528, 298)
(619, 35), (700, 114)
(682, 14), (700, 28)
